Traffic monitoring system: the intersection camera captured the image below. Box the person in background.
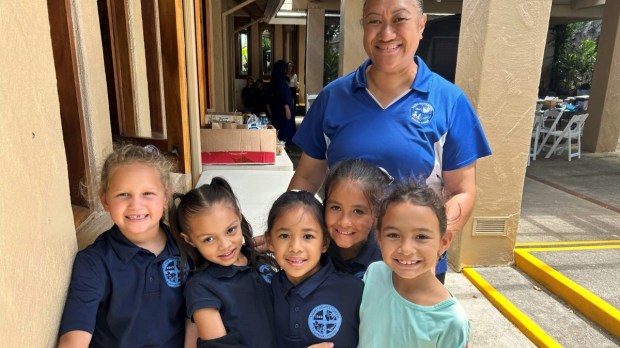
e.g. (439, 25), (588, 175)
(252, 78), (271, 119)
(270, 60), (297, 145)
(168, 177), (276, 348)
(265, 190), (363, 348)
(286, 61), (299, 111)
(241, 76), (255, 113)
(323, 159), (392, 278)
(58, 144), (195, 348)
(288, 0), (492, 283)
(358, 180), (469, 347)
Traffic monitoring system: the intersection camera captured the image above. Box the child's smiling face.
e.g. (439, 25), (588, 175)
(181, 203), (246, 267)
(378, 201), (449, 282)
(100, 163), (168, 244)
(268, 205), (328, 286)
(324, 180), (375, 257)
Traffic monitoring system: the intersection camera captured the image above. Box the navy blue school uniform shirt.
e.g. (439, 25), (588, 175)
(271, 257), (364, 348)
(184, 247), (276, 348)
(329, 231), (382, 279)
(59, 223), (186, 348)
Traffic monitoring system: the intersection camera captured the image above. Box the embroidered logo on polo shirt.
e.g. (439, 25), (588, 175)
(410, 102), (434, 125)
(162, 256), (182, 288)
(258, 264), (273, 284)
(308, 304), (342, 339)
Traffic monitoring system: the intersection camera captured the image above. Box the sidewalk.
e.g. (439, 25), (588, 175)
(457, 150), (620, 347)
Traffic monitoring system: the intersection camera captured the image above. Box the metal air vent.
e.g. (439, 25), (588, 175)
(472, 217), (508, 237)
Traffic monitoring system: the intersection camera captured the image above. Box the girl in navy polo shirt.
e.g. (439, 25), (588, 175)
(265, 190), (364, 348)
(168, 177), (276, 348)
(323, 159), (392, 278)
(359, 180), (470, 347)
(59, 144), (191, 348)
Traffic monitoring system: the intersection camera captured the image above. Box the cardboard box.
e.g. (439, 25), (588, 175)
(200, 127), (277, 164)
(205, 113), (245, 126)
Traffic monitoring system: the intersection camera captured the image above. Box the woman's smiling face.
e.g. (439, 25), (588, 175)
(362, 0), (426, 74)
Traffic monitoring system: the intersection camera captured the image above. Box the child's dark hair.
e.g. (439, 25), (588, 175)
(168, 177), (258, 272)
(323, 159), (393, 216)
(376, 180), (447, 236)
(98, 143), (174, 199)
(265, 190), (330, 254)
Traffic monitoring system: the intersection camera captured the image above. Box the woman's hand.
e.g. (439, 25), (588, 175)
(308, 343), (334, 348)
(285, 105), (292, 120)
(253, 235), (269, 253)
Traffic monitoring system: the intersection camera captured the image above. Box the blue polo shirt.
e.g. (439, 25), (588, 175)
(294, 57), (492, 274)
(184, 247), (276, 348)
(59, 223), (186, 348)
(329, 230), (382, 279)
(271, 257), (363, 348)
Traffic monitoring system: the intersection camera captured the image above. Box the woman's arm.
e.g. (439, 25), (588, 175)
(442, 162), (477, 244)
(193, 308), (227, 340)
(184, 319), (199, 348)
(57, 330), (92, 348)
(287, 153), (328, 193)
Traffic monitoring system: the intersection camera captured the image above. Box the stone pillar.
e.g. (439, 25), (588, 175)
(305, 8), (325, 95)
(339, 0), (366, 76)
(449, 0), (553, 270)
(582, 1), (620, 152)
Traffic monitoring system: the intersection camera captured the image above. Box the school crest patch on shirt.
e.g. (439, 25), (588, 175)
(162, 256), (182, 288)
(308, 304), (342, 339)
(410, 102), (434, 125)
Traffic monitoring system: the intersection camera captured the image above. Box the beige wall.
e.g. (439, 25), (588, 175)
(450, 0), (553, 269)
(0, 1), (78, 346)
(339, 0), (366, 76)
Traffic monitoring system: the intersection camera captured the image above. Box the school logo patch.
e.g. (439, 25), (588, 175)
(162, 256), (182, 288)
(410, 102), (434, 125)
(258, 264), (273, 284)
(308, 304), (342, 339)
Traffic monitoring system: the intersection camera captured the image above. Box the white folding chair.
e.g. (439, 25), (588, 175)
(543, 113), (589, 161)
(536, 107), (565, 155)
(528, 112), (544, 165)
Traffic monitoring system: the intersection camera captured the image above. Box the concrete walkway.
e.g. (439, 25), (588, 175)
(455, 151), (620, 347)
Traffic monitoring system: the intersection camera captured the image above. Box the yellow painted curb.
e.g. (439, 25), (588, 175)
(462, 268), (561, 348)
(516, 240), (620, 248)
(514, 249), (620, 339)
(519, 245), (620, 252)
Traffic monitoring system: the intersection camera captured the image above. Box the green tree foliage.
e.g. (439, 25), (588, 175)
(324, 22), (340, 86)
(552, 23), (598, 94)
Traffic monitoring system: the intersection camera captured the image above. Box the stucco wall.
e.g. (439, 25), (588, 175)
(0, 1), (78, 346)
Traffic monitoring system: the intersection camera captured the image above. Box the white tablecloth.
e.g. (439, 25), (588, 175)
(196, 169), (295, 234)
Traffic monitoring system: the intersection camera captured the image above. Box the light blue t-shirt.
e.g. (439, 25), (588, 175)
(359, 262), (470, 348)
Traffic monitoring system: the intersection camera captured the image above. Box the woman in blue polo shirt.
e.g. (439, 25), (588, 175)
(289, 0), (492, 283)
(169, 177), (276, 348)
(265, 190), (363, 348)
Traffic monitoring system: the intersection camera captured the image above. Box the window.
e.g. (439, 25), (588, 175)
(260, 24), (274, 78)
(234, 17), (251, 78)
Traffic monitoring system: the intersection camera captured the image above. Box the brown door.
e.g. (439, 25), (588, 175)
(101, 0), (191, 173)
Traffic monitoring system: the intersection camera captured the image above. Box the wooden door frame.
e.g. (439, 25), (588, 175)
(48, 0), (91, 209)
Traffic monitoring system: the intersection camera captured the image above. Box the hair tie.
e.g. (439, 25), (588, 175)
(378, 166), (395, 184)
